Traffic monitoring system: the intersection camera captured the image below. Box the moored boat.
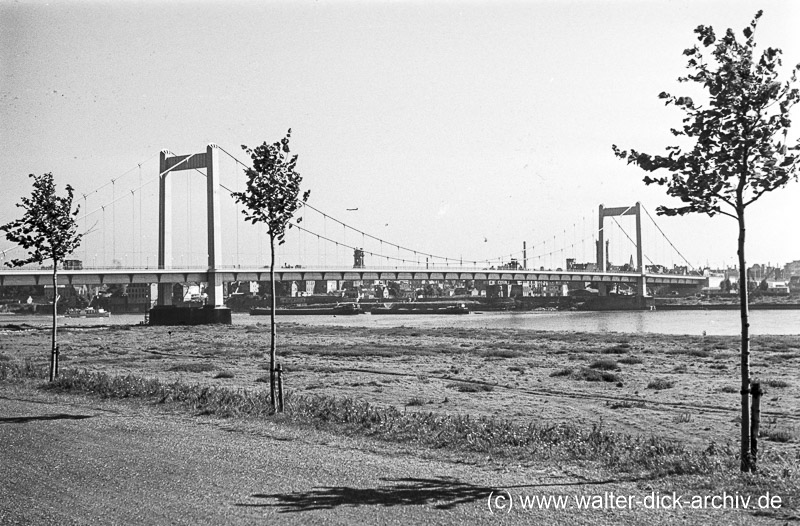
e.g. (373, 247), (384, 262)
(64, 307), (111, 318)
(370, 303), (470, 315)
(250, 303), (363, 316)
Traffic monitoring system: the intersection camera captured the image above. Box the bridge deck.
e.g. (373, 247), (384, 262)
(0, 267), (707, 286)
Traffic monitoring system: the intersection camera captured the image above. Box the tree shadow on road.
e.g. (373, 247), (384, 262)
(239, 476), (496, 512)
(0, 413), (94, 424)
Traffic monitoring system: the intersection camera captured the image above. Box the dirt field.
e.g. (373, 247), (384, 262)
(2, 321), (798, 455)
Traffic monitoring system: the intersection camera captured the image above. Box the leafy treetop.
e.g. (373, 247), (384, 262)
(612, 11), (799, 219)
(233, 129), (311, 245)
(1, 172), (82, 267)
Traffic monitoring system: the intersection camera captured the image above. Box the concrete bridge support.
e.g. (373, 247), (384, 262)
(154, 145), (230, 324)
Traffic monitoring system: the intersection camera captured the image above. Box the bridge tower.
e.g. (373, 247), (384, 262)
(597, 202), (646, 298)
(157, 145), (224, 308)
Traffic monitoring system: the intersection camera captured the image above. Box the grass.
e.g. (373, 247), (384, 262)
(609, 400), (646, 410)
(213, 371), (235, 379)
(446, 381), (494, 393)
(670, 348), (712, 358)
(601, 344), (631, 355)
(761, 427), (795, 443)
(589, 359), (619, 371)
(0, 358), (47, 380)
(168, 363), (217, 373)
(480, 349), (524, 359)
(673, 412), (692, 423)
(618, 355), (643, 365)
(647, 378), (675, 390)
(762, 379), (790, 389)
(40, 367), (731, 477)
(574, 368), (620, 383)
(548, 366), (619, 383)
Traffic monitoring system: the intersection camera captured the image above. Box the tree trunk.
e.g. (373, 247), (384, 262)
(737, 211), (752, 472)
(50, 264), (58, 382)
(269, 235), (277, 411)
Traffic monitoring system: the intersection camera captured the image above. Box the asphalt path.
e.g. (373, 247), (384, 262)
(0, 384), (779, 525)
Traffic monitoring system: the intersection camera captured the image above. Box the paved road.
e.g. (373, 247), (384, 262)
(0, 384), (780, 525)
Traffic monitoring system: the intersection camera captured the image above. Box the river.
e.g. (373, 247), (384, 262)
(3, 309), (798, 335)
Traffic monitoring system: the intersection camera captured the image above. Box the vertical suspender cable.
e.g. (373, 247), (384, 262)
(138, 164), (142, 267)
(83, 194), (88, 265)
(112, 180), (116, 264)
(130, 190), (135, 266)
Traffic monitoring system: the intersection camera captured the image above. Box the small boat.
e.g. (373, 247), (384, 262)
(370, 303), (470, 315)
(250, 303), (363, 316)
(65, 307), (111, 318)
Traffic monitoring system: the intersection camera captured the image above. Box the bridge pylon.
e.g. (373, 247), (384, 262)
(157, 145), (224, 308)
(597, 202), (647, 299)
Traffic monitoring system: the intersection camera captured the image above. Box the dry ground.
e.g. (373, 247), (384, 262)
(1, 321), (798, 456)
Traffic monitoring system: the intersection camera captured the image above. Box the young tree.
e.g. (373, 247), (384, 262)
(233, 130), (310, 410)
(1, 173), (83, 381)
(613, 11), (799, 472)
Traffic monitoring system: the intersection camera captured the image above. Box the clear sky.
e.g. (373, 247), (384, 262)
(1, 0), (799, 271)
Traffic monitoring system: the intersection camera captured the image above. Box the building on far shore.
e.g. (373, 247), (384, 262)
(784, 260), (800, 278)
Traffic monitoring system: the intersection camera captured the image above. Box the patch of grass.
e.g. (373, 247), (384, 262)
(0, 358), (47, 380)
(255, 375), (269, 383)
(168, 363), (217, 373)
(446, 381), (494, 393)
(213, 371), (234, 379)
(762, 379), (790, 389)
(669, 348), (711, 358)
(0, 353), (12, 362)
(589, 359), (619, 371)
(480, 349), (524, 359)
(293, 344), (432, 358)
(718, 385), (738, 393)
(406, 397), (426, 406)
(602, 344), (630, 354)
(43, 368), (730, 477)
(762, 428), (794, 443)
(672, 364), (688, 373)
(709, 363), (727, 370)
(574, 368), (619, 383)
(609, 400), (645, 410)
(305, 365), (339, 374)
(618, 355), (643, 365)
(549, 367), (573, 377)
(674, 412), (692, 423)
(508, 365), (525, 374)
(647, 378), (675, 390)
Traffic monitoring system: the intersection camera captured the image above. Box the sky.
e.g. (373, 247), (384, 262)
(1, 0), (799, 271)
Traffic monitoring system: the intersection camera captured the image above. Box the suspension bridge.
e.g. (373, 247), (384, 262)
(0, 143), (707, 306)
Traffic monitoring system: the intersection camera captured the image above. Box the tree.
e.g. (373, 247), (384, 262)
(613, 11), (799, 472)
(232, 130), (310, 411)
(1, 173), (83, 381)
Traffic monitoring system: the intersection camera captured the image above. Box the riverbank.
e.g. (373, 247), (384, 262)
(1, 323), (798, 448)
(1, 322), (798, 518)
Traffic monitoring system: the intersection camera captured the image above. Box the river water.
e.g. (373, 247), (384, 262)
(4, 310), (798, 335)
